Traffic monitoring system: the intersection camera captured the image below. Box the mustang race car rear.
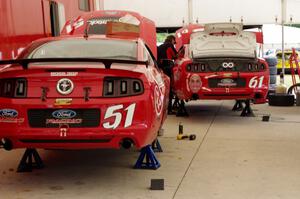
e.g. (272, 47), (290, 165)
(0, 36), (169, 151)
(172, 23), (269, 104)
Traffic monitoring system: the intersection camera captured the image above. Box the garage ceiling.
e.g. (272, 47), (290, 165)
(103, 0), (300, 27)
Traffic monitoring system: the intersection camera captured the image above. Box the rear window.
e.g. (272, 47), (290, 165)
(28, 39), (137, 60)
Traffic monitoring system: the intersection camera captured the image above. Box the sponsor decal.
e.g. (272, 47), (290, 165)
(52, 110), (76, 119)
(88, 17), (121, 26)
(73, 18), (84, 29)
(54, 98), (73, 106)
(223, 73), (233, 77)
(222, 62), (235, 68)
(56, 78), (74, 95)
(51, 72), (78, 77)
(154, 85), (163, 116)
(0, 109), (24, 123)
(188, 74), (202, 93)
(46, 119), (82, 124)
(0, 109), (18, 118)
(218, 79), (237, 87)
(0, 118), (24, 123)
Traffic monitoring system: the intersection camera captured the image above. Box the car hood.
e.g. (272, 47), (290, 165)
(189, 23), (257, 59)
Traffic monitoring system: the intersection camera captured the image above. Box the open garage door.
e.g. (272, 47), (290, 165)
(103, 0), (300, 26)
(103, 0), (189, 27)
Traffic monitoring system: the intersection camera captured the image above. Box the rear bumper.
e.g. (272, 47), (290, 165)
(0, 97), (159, 150)
(199, 87), (268, 104)
(1, 127), (152, 150)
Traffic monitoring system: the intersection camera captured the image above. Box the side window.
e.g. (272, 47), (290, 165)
(79, 0), (90, 11)
(143, 44), (159, 69)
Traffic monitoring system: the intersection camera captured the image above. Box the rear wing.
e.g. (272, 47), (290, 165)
(0, 58), (148, 70)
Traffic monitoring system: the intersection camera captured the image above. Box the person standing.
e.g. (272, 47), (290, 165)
(157, 35), (177, 114)
(157, 35), (177, 68)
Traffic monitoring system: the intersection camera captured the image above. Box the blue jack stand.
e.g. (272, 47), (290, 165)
(152, 139), (163, 153)
(134, 145), (161, 170)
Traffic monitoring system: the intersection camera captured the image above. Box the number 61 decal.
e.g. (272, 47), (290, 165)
(103, 103), (136, 129)
(249, 76), (264, 88)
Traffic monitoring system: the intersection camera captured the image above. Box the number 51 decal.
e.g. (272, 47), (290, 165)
(249, 76), (264, 88)
(103, 103), (136, 129)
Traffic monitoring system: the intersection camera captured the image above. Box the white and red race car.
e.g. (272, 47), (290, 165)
(172, 23), (269, 116)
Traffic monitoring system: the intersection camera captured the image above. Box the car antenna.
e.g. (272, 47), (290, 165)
(84, 22), (90, 40)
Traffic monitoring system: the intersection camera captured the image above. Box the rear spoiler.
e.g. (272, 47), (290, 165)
(0, 58), (149, 70)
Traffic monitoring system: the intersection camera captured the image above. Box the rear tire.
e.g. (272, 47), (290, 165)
(287, 83), (300, 95)
(268, 93), (295, 106)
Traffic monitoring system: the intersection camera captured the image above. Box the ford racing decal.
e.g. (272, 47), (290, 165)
(52, 110), (76, 119)
(46, 119), (82, 124)
(0, 109), (18, 118)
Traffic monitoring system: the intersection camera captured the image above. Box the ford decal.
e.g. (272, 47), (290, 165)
(0, 109), (18, 118)
(52, 110), (76, 119)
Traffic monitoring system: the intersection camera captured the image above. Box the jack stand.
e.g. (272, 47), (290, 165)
(17, 148), (44, 172)
(134, 145), (160, 170)
(232, 100), (244, 111)
(240, 100), (255, 117)
(172, 97), (180, 111)
(152, 139), (163, 153)
(176, 100), (189, 117)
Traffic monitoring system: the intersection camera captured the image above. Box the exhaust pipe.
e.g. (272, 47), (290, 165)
(1, 138), (13, 151)
(120, 138), (134, 149)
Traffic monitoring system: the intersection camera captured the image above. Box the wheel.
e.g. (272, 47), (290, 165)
(269, 75), (277, 84)
(265, 57), (278, 67)
(268, 93), (295, 106)
(269, 66), (277, 75)
(287, 83), (300, 95)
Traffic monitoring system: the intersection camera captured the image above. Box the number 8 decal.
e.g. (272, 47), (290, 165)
(249, 76), (264, 88)
(103, 103), (136, 129)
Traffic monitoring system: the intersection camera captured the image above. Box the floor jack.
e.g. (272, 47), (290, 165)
(134, 139), (162, 170)
(232, 100), (254, 117)
(17, 148), (44, 172)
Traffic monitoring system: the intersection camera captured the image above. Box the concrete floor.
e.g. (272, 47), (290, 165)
(1, 75), (300, 199)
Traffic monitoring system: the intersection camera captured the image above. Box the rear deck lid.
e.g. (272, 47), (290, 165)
(189, 23), (256, 59)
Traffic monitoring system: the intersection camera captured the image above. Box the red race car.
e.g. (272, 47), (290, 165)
(0, 26), (169, 155)
(171, 23), (269, 116)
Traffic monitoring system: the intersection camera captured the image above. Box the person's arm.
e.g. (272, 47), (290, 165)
(166, 47), (177, 60)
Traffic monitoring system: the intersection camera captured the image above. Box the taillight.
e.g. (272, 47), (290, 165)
(103, 77), (144, 97)
(186, 63), (206, 72)
(0, 78), (27, 98)
(248, 62), (266, 72)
